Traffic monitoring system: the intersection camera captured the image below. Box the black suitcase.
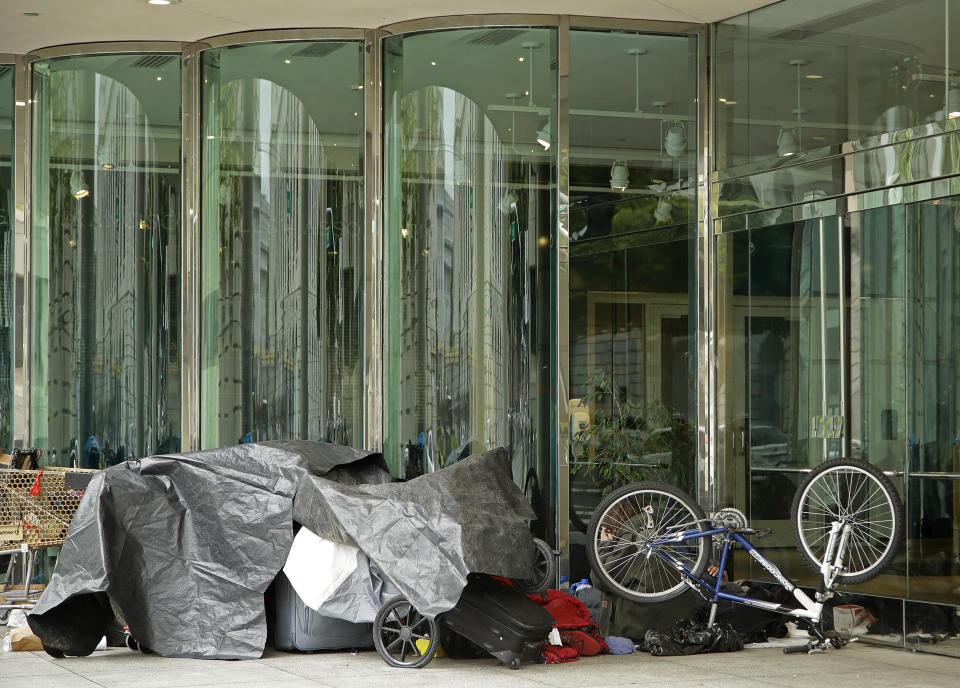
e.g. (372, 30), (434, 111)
(438, 575), (554, 668)
(274, 571), (374, 652)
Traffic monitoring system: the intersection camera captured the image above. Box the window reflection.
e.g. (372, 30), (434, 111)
(30, 54), (182, 466)
(383, 28), (557, 537)
(716, 0), (960, 169)
(0, 64), (13, 452)
(566, 29), (699, 583)
(200, 42), (364, 448)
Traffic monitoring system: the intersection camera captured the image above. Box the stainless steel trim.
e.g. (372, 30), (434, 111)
(13, 55), (29, 445)
(698, 25), (715, 513)
(197, 28), (365, 50)
(26, 42), (185, 61)
(713, 128), (960, 222)
(556, 16), (571, 575)
(907, 472), (960, 480)
(750, 466), (812, 474)
(714, 120), (960, 183)
(181, 43), (201, 451)
(379, 14), (562, 36)
(715, 175), (960, 232)
(363, 29), (384, 451)
(568, 16), (703, 34)
(750, 466), (907, 477)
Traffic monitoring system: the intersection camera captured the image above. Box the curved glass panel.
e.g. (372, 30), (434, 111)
(0, 63), (13, 451)
(200, 41), (364, 448)
(383, 28), (558, 537)
(30, 53), (182, 466)
(566, 29), (699, 582)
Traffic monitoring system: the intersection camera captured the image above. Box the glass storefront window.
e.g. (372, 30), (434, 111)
(200, 41), (365, 448)
(716, 0), (960, 170)
(566, 29), (699, 582)
(30, 53), (182, 467)
(382, 27), (558, 536)
(0, 63), (13, 452)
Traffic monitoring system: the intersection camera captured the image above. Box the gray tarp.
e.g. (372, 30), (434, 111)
(27, 442), (537, 659)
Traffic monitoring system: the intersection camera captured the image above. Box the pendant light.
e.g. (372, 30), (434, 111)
(609, 161), (629, 191)
(70, 169), (89, 199)
(778, 59), (807, 157)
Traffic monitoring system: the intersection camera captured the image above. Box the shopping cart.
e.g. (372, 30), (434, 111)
(1, 458), (95, 623)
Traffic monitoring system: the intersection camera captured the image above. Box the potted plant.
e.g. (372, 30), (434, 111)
(572, 370), (694, 496)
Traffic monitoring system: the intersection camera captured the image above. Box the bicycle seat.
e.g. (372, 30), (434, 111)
(733, 527), (772, 539)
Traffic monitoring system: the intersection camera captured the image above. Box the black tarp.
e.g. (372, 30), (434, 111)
(27, 442), (537, 659)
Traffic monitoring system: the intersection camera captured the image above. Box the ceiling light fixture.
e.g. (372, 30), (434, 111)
(778, 59), (807, 157)
(499, 189), (519, 214)
(70, 169), (89, 199)
(664, 121), (687, 158)
(805, 74), (823, 79)
(777, 128), (798, 157)
(946, 85), (960, 119)
(654, 196), (673, 223)
(98, 137), (117, 170)
(148, 0), (171, 5)
(610, 161), (629, 191)
(536, 119), (551, 150)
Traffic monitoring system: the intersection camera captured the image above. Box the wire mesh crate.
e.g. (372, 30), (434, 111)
(1, 467), (93, 550)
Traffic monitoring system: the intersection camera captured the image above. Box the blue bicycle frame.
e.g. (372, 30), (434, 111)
(650, 525), (836, 626)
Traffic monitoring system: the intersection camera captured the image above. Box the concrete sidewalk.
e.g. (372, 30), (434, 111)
(1, 637), (957, 688)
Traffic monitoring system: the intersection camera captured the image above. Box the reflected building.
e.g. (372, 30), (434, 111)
(2, 0), (960, 655)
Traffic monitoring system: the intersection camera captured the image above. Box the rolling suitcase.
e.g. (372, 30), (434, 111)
(274, 571), (374, 651)
(438, 575), (554, 668)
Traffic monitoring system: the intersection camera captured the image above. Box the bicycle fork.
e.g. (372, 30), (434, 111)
(819, 521), (853, 594)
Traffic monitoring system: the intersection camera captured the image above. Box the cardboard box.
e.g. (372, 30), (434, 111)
(6, 626), (44, 651)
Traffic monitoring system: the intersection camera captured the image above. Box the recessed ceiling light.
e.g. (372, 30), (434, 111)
(518, 56), (524, 62)
(430, 61), (437, 66)
(15, 100), (26, 107)
(805, 74), (823, 79)
(148, 0), (171, 5)
(811, 135), (826, 140)
(284, 59), (291, 64)
(156, 76), (162, 81)
(207, 135), (215, 139)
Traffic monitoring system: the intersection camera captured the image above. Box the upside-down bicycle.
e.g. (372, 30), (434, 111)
(587, 458), (904, 653)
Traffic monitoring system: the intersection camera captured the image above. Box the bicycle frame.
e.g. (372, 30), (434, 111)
(652, 519), (854, 627)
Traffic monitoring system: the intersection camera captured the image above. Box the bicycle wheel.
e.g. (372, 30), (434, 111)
(373, 596), (439, 668)
(510, 537), (555, 594)
(791, 459), (904, 584)
(586, 481), (710, 603)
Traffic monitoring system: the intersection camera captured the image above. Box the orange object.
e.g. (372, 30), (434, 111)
(29, 470), (43, 496)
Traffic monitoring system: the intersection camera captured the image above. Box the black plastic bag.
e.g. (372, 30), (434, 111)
(643, 619), (744, 656)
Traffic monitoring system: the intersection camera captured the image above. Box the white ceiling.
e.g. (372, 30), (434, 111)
(0, 0), (782, 55)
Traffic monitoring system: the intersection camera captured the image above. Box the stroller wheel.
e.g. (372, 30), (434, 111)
(510, 538), (555, 594)
(373, 596), (438, 668)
